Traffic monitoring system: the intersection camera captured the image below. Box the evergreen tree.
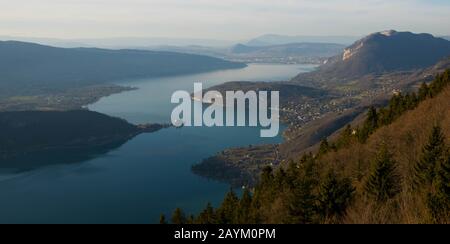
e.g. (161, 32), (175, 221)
(216, 190), (239, 224)
(187, 215), (195, 224)
(389, 93), (404, 119)
(377, 107), (390, 126)
(318, 138), (331, 156)
(285, 156), (317, 224)
(366, 106), (379, 130)
(418, 82), (430, 101)
(236, 189), (253, 224)
(407, 92), (419, 109)
(159, 214), (167, 224)
(358, 106), (379, 143)
(364, 145), (401, 202)
(430, 74), (444, 97)
(427, 152), (450, 223)
(250, 167), (288, 224)
(260, 166), (274, 187)
(317, 171), (355, 223)
(413, 126), (446, 188)
(249, 166), (275, 224)
(171, 208), (187, 224)
(273, 168), (288, 189)
(436, 153), (450, 204)
(196, 203), (216, 224)
(404, 93), (413, 110)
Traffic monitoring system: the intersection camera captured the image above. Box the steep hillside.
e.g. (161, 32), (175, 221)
(318, 85), (450, 223)
(176, 70), (450, 224)
(293, 31), (450, 85)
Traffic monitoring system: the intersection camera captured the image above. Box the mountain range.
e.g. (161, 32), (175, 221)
(293, 30), (450, 84)
(230, 43), (345, 58)
(247, 34), (359, 46)
(0, 41), (245, 98)
(0, 36), (235, 49)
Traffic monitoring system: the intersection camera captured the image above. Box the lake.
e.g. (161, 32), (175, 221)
(0, 64), (316, 224)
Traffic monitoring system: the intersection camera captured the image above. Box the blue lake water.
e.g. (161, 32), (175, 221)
(0, 64), (316, 223)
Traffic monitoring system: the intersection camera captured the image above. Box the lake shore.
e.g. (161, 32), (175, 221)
(0, 85), (137, 112)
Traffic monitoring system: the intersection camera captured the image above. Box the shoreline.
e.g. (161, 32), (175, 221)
(0, 85), (137, 112)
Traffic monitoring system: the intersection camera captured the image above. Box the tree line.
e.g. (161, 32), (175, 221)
(164, 69), (450, 224)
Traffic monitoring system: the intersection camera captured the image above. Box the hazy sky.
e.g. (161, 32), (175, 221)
(0, 0), (449, 40)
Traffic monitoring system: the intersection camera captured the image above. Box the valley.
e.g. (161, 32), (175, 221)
(1, 29), (450, 224)
(0, 41), (246, 102)
(152, 42), (345, 65)
(0, 63), (304, 223)
(2, 0), (450, 227)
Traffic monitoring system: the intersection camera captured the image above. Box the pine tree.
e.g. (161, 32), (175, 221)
(436, 153), (450, 204)
(249, 166), (274, 224)
(413, 126), (446, 188)
(418, 82), (430, 101)
(358, 106), (379, 143)
(216, 190), (239, 224)
(428, 152), (450, 223)
(187, 215), (195, 224)
(430, 74), (444, 97)
(171, 208), (187, 224)
(196, 203), (216, 224)
(389, 93), (403, 119)
(318, 138), (331, 156)
(404, 92), (418, 110)
(317, 171), (355, 223)
(285, 156), (317, 224)
(366, 106), (379, 130)
(236, 189), (253, 224)
(159, 214), (167, 224)
(260, 166), (274, 187)
(364, 145), (401, 202)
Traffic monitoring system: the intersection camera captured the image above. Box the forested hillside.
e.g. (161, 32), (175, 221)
(0, 110), (139, 155)
(168, 70), (450, 224)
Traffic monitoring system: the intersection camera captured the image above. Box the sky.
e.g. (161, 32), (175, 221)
(0, 0), (449, 41)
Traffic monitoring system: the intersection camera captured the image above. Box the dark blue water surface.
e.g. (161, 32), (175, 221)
(0, 64), (316, 223)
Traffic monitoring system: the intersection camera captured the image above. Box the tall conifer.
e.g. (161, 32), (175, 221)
(364, 145), (401, 202)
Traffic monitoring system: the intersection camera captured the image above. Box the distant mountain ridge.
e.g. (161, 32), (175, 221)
(293, 31), (450, 82)
(0, 36), (235, 48)
(230, 42), (345, 58)
(247, 34), (358, 46)
(0, 41), (245, 98)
